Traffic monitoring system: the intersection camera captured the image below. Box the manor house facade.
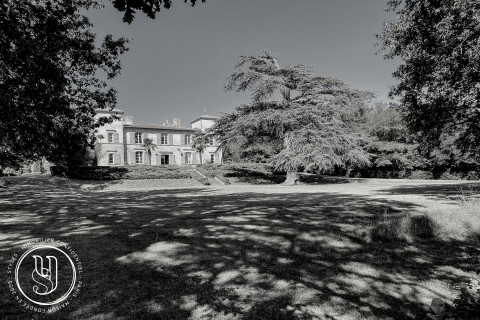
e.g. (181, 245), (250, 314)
(95, 109), (222, 166)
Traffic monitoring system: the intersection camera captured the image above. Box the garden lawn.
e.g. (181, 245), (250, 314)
(0, 176), (479, 320)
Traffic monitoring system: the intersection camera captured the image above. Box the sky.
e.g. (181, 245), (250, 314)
(87, 0), (400, 126)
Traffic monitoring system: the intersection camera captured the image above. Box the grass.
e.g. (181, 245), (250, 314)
(1, 176), (479, 319)
(370, 200), (480, 243)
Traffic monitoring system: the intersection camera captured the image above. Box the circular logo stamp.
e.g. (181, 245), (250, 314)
(7, 238), (83, 313)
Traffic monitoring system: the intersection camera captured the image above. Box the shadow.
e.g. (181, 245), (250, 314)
(0, 176), (478, 320)
(379, 182), (480, 201)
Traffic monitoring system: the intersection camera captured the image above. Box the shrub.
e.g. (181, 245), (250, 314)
(370, 201), (480, 243)
(424, 201), (480, 242)
(370, 213), (412, 243)
(66, 166), (128, 180)
(197, 163), (276, 178)
(227, 176), (285, 184)
(451, 277), (480, 320)
(299, 175), (349, 184)
(465, 171), (480, 180)
(124, 165), (190, 180)
(408, 170), (434, 180)
(439, 171), (463, 180)
(59, 165), (192, 180)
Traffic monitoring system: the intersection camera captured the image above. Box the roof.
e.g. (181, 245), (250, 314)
(123, 124), (195, 131)
(190, 115), (219, 124)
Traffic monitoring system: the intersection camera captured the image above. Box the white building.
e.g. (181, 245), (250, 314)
(95, 109), (222, 166)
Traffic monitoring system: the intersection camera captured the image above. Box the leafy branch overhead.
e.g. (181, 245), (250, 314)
(0, 0), (129, 170)
(214, 52), (374, 184)
(377, 0), (480, 160)
(112, 0), (206, 23)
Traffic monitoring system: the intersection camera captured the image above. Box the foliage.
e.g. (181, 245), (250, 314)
(191, 129), (210, 164)
(368, 200), (480, 244)
(451, 276), (480, 320)
(112, 0), (205, 23)
(378, 0), (480, 161)
(222, 135), (283, 163)
(54, 164), (191, 180)
(350, 101), (480, 179)
(52, 166), (128, 180)
(0, 0), (129, 171)
(124, 165), (190, 179)
(407, 170), (434, 180)
(227, 176), (286, 185)
(213, 52), (373, 184)
(361, 101), (413, 143)
(143, 138), (156, 165)
(197, 163), (275, 178)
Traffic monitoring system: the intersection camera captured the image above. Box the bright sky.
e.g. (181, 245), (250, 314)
(88, 0), (399, 126)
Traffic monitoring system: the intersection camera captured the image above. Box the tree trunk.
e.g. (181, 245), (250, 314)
(284, 170), (299, 185)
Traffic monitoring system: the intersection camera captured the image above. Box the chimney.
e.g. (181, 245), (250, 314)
(173, 118), (180, 127)
(123, 116), (133, 125)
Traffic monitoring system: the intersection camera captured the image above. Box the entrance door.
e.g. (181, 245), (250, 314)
(161, 155), (169, 165)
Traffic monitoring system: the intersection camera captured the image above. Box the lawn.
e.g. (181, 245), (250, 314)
(0, 176), (479, 319)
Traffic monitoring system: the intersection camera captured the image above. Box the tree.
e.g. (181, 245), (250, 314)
(112, 0), (205, 23)
(0, 0), (128, 171)
(377, 0), (480, 161)
(213, 52), (373, 185)
(143, 138), (156, 165)
(191, 129), (209, 164)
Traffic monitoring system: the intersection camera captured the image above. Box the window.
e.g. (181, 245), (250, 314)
(108, 153), (114, 164)
(135, 151), (143, 164)
(185, 152), (192, 164)
(209, 138), (214, 146)
(210, 154), (215, 163)
(107, 132), (114, 143)
(161, 133), (168, 145)
(184, 134), (191, 145)
(135, 132), (142, 144)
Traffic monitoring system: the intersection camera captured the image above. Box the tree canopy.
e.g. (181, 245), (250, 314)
(212, 52), (373, 184)
(0, 0), (128, 171)
(112, 0), (205, 23)
(377, 0), (480, 161)
(192, 129), (210, 164)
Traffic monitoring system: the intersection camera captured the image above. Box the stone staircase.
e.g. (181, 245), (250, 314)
(192, 168), (225, 186)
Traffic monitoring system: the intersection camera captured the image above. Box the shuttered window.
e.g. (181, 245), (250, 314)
(135, 133), (142, 144)
(107, 132), (114, 143)
(161, 133), (168, 145)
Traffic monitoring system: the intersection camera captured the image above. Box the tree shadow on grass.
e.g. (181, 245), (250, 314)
(378, 182), (480, 201)
(0, 176), (478, 319)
